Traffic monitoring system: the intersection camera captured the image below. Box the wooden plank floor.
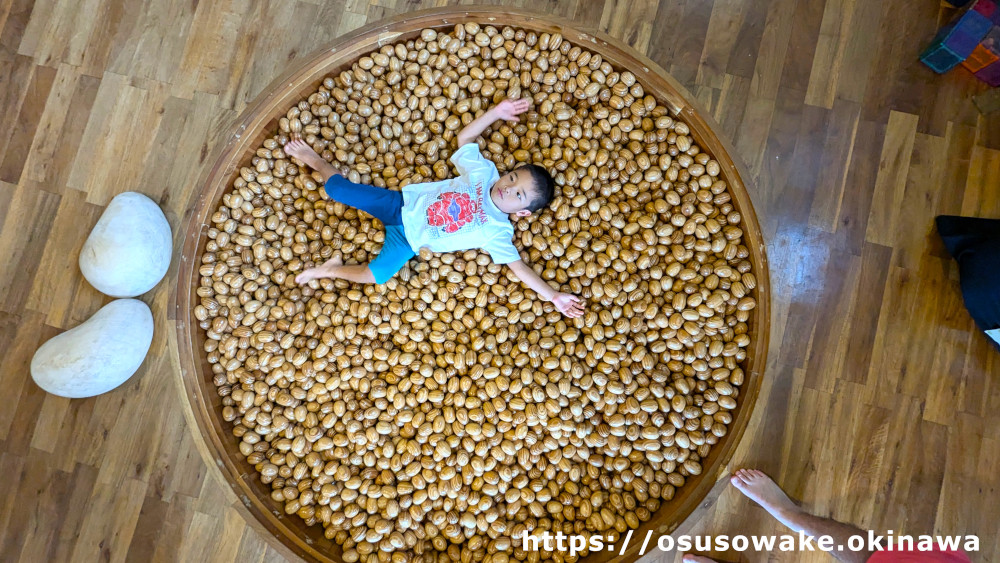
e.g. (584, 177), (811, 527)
(2, 0), (999, 561)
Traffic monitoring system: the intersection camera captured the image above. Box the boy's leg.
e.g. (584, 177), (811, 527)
(324, 175), (405, 226)
(296, 226), (413, 285)
(285, 139), (340, 182)
(295, 255), (375, 284)
(285, 138), (405, 225)
(365, 226), (414, 283)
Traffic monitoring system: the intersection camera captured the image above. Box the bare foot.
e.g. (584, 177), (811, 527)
(295, 255), (342, 285)
(284, 138), (317, 161)
(730, 469), (802, 529)
(682, 555), (718, 563)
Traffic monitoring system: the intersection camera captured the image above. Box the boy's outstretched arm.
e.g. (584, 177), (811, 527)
(506, 260), (584, 318)
(456, 98), (531, 147)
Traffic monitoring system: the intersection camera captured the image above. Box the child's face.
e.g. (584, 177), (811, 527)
(490, 167), (538, 216)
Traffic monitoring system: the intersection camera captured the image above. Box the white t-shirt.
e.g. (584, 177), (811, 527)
(401, 143), (521, 264)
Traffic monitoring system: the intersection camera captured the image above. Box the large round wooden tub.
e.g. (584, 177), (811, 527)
(176, 7), (770, 563)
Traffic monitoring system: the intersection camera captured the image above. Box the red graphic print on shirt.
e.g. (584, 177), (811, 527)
(426, 192), (479, 233)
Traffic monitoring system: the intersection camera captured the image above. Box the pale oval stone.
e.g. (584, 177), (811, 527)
(80, 192), (172, 297)
(30, 299), (154, 398)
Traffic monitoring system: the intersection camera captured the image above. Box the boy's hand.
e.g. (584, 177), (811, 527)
(457, 98), (531, 147)
(551, 292), (584, 318)
(491, 98), (531, 122)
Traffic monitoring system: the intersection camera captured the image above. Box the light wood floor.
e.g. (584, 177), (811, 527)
(2, 0), (999, 561)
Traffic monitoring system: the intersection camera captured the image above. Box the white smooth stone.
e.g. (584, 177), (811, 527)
(80, 192), (172, 298)
(30, 299), (154, 398)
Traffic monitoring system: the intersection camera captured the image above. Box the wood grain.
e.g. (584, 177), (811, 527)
(1, 1), (998, 562)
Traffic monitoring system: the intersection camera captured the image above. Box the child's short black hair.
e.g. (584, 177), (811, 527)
(521, 164), (555, 212)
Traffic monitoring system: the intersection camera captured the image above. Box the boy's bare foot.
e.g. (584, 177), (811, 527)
(296, 255), (342, 285)
(284, 138), (317, 161)
(682, 555), (718, 563)
(284, 138), (349, 184)
(730, 469), (803, 530)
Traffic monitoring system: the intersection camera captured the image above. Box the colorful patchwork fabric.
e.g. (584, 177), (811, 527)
(426, 192), (479, 233)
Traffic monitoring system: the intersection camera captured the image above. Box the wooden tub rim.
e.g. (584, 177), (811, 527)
(174, 6), (772, 563)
